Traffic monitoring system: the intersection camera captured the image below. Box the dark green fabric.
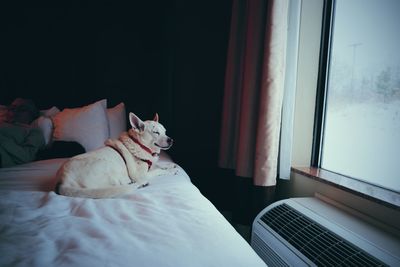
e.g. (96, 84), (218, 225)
(0, 123), (45, 167)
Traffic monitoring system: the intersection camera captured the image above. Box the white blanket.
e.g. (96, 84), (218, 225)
(0, 158), (266, 267)
(0, 158), (68, 191)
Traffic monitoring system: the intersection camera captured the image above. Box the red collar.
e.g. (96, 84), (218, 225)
(140, 159), (153, 170)
(129, 136), (159, 157)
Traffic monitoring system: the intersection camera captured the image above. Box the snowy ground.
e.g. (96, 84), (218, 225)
(321, 100), (400, 192)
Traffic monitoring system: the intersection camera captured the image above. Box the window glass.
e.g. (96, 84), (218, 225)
(321, 0), (400, 192)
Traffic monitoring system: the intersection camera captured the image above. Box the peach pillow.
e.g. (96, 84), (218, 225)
(107, 102), (127, 139)
(52, 99), (109, 152)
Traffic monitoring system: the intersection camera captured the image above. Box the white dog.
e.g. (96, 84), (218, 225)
(56, 112), (176, 198)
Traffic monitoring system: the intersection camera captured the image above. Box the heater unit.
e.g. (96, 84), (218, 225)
(251, 196), (400, 266)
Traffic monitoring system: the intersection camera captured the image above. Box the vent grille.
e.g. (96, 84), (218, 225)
(252, 232), (289, 267)
(260, 204), (388, 267)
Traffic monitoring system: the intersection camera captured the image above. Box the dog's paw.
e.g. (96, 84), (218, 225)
(160, 163), (179, 175)
(169, 167), (179, 176)
(137, 182), (149, 189)
(130, 180), (149, 189)
(160, 163), (178, 170)
(104, 138), (114, 146)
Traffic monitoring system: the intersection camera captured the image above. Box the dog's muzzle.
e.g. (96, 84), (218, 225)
(167, 137), (173, 146)
(155, 137), (173, 149)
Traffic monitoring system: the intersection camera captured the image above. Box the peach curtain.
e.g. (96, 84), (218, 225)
(219, 0), (289, 186)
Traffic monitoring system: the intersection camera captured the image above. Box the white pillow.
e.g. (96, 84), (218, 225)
(29, 107), (60, 146)
(52, 99), (109, 152)
(40, 106), (60, 117)
(107, 102), (127, 139)
(31, 116), (53, 146)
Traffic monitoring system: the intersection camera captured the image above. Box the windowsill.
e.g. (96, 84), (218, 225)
(291, 167), (400, 210)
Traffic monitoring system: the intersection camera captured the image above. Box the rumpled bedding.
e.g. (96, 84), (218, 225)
(0, 122), (45, 167)
(0, 157), (266, 267)
(0, 158), (67, 191)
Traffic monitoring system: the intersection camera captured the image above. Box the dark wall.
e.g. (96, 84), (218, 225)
(0, 1), (233, 199)
(0, 3), (169, 114)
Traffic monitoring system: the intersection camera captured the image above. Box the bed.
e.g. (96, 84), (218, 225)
(0, 100), (267, 267)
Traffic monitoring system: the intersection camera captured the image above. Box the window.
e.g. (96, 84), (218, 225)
(315, 0), (400, 193)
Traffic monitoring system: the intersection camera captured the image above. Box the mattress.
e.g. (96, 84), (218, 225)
(0, 153), (267, 267)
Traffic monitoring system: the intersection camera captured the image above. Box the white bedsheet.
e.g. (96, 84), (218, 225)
(0, 156), (266, 267)
(0, 158), (68, 192)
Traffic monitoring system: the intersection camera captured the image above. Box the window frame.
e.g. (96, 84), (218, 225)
(309, 0), (399, 208)
(311, 0), (333, 167)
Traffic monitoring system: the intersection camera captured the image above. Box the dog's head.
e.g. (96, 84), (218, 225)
(128, 112), (173, 152)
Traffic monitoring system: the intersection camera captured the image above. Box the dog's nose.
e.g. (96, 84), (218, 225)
(167, 138), (173, 145)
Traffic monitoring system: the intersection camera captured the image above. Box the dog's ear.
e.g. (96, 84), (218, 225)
(153, 113), (159, 122)
(129, 112), (145, 132)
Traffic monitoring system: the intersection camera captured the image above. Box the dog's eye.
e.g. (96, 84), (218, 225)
(153, 131), (160, 136)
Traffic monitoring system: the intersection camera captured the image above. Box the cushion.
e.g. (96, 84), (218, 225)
(40, 106), (60, 117)
(31, 106), (60, 146)
(107, 102), (127, 139)
(52, 99), (109, 152)
(31, 116), (53, 145)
